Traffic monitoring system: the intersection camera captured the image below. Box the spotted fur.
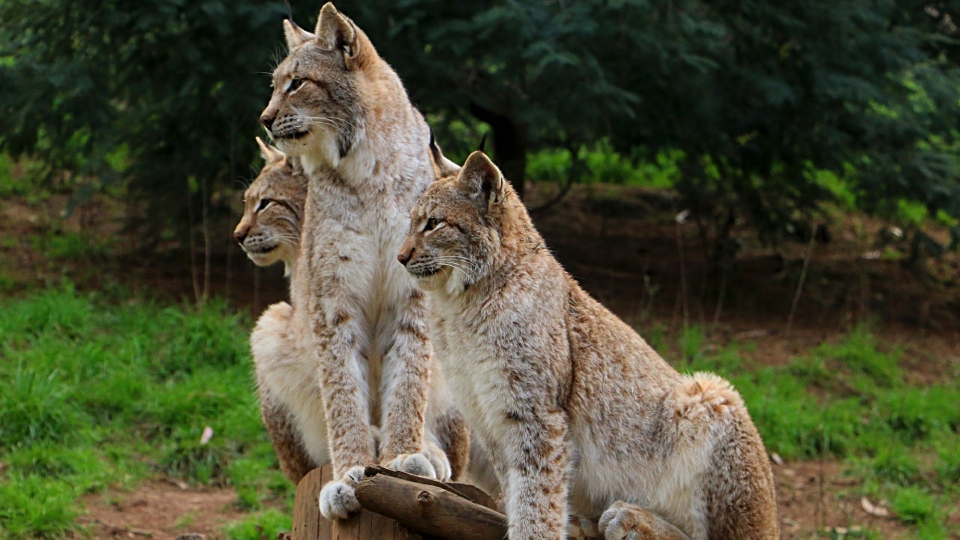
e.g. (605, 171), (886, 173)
(399, 151), (779, 540)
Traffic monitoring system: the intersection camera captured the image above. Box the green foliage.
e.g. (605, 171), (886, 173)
(3, 0), (960, 249)
(0, 0), (287, 236)
(0, 474), (80, 539)
(0, 363), (87, 447)
(0, 153), (22, 196)
(527, 143), (681, 188)
(360, 0), (960, 244)
(0, 286), (291, 538)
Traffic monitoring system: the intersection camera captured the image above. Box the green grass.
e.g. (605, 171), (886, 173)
(2, 284), (958, 538)
(223, 509), (292, 540)
(659, 324), (960, 535)
(0, 283), (293, 539)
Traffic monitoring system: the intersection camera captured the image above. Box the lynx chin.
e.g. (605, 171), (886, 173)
(398, 151), (779, 540)
(259, 2), (469, 520)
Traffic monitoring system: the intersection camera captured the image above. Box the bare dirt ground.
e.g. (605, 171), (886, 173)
(5, 181), (960, 539)
(78, 481), (251, 540)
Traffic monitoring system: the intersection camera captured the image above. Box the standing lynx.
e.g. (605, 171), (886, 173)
(235, 137), (316, 482)
(398, 151), (779, 540)
(235, 138), (471, 487)
(259, 2), (468, 519)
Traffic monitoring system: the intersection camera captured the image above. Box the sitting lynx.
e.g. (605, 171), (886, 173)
(235, 137), (317, 482)
(260, 3), (469, 517)
(235, 138), (471, 489)
(398, 151), (779, 540)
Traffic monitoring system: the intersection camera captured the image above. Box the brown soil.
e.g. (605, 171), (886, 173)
(79, 481), (253, 540)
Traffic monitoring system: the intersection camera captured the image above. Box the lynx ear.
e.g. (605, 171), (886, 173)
(283, 19), (315, 51)
(429, 131), (462, 179)
(459, 151), (505, 207)
(315, 3), (370, 69)
(256, 136), (286, 165)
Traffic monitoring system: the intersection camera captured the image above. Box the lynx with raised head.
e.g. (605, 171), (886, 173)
(259, 3), (469, 520)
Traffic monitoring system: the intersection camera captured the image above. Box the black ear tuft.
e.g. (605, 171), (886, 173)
(284, 0), (294, 22)
(477, 133), (487, 153)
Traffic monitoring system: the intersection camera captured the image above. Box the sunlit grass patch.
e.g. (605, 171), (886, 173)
(0, 284), (288, 538)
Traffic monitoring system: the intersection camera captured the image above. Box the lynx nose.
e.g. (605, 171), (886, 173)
(397, 247), (415, 266)
(260, 112), (276, 131)
(234, 229), (247, 244)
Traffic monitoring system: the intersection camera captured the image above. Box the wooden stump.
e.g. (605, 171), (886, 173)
(293, 465), (424, 540)
(293, 465), (608, 540)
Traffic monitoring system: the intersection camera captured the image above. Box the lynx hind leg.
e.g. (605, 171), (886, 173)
(465, 434), (500, 498)
(599, 502), (691, 540)
(319, 465), (365, 520)
(568, 515), (601, 540)
(251, 302), (318, 484)
(259, 389), (317, 484)
(670, 373), (779, 540)
(422, 439), (452, 481)
(670, 372), (743, 434)
(253, 301), (293, 335)
(431, 408), (470, 481)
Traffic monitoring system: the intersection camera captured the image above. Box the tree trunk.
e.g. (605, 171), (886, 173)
(469, 103), (527, 199)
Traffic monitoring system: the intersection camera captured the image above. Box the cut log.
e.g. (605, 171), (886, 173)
(294, 465), (602, 540)
(355, 470), (507, 540)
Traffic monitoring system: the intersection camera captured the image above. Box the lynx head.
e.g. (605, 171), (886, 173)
(399, 150), (531, 296)
(234, 137), (307, 275)
(260, 3), (378, 167)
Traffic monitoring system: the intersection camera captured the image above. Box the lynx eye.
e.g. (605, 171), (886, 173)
(256, 199), (274, 212)
(424, 217), (442, 231)
(288, 78), (306, 93)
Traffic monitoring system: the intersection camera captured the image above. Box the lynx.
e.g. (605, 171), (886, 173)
(259, 3), (468, 519)
(235, 137), (317, 482)
(398, 151), (779, 540)
(236, 138), (471, 491)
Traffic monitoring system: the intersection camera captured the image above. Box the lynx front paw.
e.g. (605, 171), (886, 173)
(318, 466), (365, 520)
(599, 502), (687, 540)
(384, 453), (437, 479)
(422, 441), (452, 481)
